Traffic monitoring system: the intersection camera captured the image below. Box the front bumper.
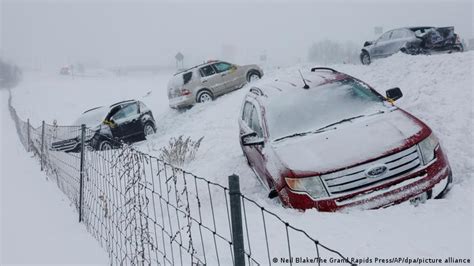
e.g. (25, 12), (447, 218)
(280, 145), (452, 212)
(50, 138), (81, 153)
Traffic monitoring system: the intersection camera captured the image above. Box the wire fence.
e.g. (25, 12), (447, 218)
(7, 91), (356, 266)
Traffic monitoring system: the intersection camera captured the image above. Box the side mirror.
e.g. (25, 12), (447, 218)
(364, 41), (373, 47)
(241, 131), (264, 146)
(386, 87), (403, 102)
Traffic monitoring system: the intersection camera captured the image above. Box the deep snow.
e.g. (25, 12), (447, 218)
(0, 91), (108, 264)
(6, 51), (474, 264)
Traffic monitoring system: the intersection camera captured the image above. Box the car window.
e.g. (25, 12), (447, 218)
(199, 65), (216, 77)
(183, 72), (193, 84)
(378, 31), (392, 41)
(242, 101), (253, 124)
(400, 29), (413, 38)
(391, 29), (410, 39)
(250, 106), (263, 137)
(391, 30), (402, 39)
(213, 62), (232, 73)
(112, 103), (138, 121)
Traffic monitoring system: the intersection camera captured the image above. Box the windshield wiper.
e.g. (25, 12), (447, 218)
(274, 114), (367, 142)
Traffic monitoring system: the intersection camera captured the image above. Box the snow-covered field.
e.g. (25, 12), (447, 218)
(5, 52), (474, 264)
(0, 91), (108, 264)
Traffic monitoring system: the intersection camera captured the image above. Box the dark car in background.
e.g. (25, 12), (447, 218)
(361, 26), (464, 65)
(51, 100), (156, 152)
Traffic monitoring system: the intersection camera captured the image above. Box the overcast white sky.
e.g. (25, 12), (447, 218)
(1, 0), (473, 68)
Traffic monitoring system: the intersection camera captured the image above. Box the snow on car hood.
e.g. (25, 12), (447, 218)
(271, 109), (423, 174)
(74, 106), (109, 128)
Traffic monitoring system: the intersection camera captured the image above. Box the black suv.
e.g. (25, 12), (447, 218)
(51, 100), (156, 152)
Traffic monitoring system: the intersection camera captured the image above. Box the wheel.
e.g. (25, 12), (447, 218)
(197, 90), (213, 103)
(99, 140), (113, 151)
(247, 71), (261, 82)
(360, 51), (371, 65)
(143, 122), (155, 138)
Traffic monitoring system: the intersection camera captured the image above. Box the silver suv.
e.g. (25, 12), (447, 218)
(167, 60), (263, 108)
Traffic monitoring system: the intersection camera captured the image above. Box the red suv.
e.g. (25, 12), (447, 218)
(238, 67), (452, 211)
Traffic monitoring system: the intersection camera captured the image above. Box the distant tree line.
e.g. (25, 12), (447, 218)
(308, 40), (361, 65)
(0, 59), (22, 89)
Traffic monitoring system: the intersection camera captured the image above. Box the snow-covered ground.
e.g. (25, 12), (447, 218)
(6, 52), (474, 264)
(0, 90), (108, 264)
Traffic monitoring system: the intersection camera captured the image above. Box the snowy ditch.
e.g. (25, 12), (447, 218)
(8, 51), (474, 263)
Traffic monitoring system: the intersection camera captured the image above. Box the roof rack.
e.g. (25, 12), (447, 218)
(310, 67), (338, 73)
(83, 106), (104, 114)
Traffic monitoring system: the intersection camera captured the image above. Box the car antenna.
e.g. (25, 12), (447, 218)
(299, 70), (310, 89)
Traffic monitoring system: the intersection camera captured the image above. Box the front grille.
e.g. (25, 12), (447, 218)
(321, 145), (421, 195)
(51, 139), (79, 151)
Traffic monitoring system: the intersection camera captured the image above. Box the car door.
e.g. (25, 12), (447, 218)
(372, 31), (393, 58)
(110, 103), (141, 140)
(240, 100), (272, 188)
(212, 61), (242, 92)
(198, 65), (226, 96)
(387, 29), (412, 54)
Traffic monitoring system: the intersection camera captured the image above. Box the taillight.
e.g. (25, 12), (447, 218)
(180, 89), (191, 96)
(456, 35), (461, 44)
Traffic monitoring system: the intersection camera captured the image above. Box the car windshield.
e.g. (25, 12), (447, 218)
(74, 107), (109, 126)
(266, 78), (386, 141)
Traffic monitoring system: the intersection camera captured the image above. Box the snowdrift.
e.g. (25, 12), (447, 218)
(9, 51), (473, 263)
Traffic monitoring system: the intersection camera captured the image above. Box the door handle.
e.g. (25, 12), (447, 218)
(221, 73), (227, 77)
(203, 80), (208, 83)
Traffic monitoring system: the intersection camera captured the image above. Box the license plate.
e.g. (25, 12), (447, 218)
(410, 192), (428, 207)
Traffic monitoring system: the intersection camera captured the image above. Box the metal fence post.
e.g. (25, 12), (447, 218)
(229, 174), (245, 266)
(79, 124), (86, 223)
(27, 118), (31, 152)
(40, 120), (45, 171)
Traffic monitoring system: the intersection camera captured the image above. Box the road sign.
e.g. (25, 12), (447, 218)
(175, 52), (184, 62)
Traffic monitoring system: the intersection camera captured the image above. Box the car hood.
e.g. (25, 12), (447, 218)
(271, 109), (425, 175)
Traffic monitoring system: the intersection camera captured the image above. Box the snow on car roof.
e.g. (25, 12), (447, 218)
(254, 70), (349, 99)
(110, 99), (135, 107)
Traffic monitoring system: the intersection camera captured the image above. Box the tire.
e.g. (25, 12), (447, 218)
(360, 51), (371, 65)
(98, 140), (113, 151)
(196, 90), (213, 103)
(143, 122), (155, 138)
(247, 71), (261, 82)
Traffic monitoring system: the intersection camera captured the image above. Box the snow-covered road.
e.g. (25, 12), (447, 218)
(0, 90), (108, 264)
(5, 51), (474, 264)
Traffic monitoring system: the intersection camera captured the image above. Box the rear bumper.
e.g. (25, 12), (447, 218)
(280, 145), (452, 212)
(169, 95), (194, 109)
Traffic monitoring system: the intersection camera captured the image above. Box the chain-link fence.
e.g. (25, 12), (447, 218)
(7, 91), (355, 266)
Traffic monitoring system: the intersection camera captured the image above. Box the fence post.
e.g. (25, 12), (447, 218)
(229, 174), (245, 266)
(40, 120), (45, 171)
(27, 118), (31, 152)
(79, 124), (86, 223)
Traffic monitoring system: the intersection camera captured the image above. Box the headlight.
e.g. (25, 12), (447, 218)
(418, 134), (439, 165)
(285, 176), (329, 199)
